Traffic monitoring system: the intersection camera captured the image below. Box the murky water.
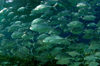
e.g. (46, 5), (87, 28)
(0, 0), (100, 66)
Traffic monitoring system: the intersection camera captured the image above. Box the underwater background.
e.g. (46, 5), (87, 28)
(0, 0), (100, 66)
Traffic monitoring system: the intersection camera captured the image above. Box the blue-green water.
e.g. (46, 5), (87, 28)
(0, 0), (100, 66)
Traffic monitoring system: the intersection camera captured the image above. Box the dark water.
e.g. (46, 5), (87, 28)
(0, 0), (100, 66)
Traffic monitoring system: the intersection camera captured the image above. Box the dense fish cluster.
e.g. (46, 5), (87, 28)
(0, 0), (100, 65)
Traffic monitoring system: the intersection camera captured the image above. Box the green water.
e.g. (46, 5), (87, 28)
(0, 0), (100, 66)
